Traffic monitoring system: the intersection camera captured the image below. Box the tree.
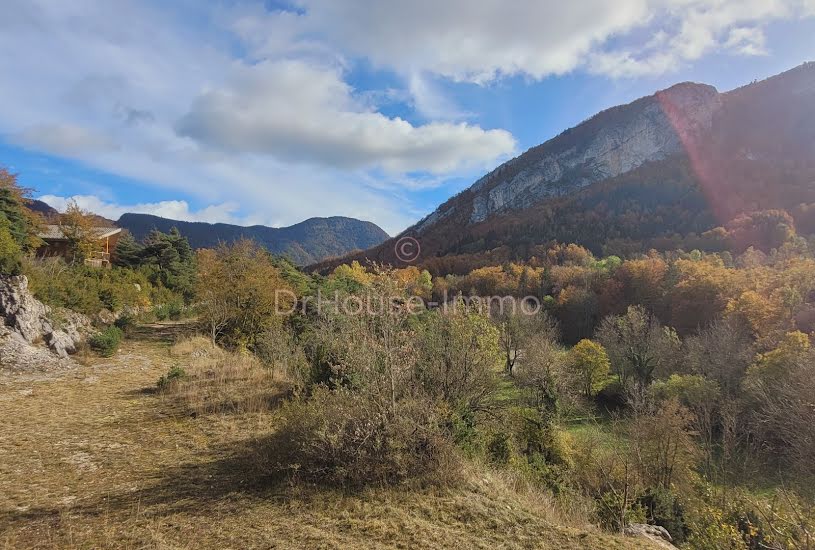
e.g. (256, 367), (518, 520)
(597, 306), (680, 406)
(556, 285), (600, 344)
(59, 201), (101, 264)
(741, 332), (815, 476)
(140, 228), (196, 299)
(496, 305), (558, 375)
(569, 339), (611, 400)
(416, 303), (501, 414)
(112, 231), (144, 269)
(0, 167), (42, 254)
(514, 325), (565, 415)
(196, 240), (293, 349)
(629, 399), (699, 492)
(0, 212), (23, 274)
(683, 318), (754, 398)
(650, 374), (721, 476)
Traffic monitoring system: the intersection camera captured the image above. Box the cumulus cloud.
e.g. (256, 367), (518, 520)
(176, 60), (515, 173)
(38, 195), (244, 225)
(247, 0), (814, 81)
(587, 0), (804, 77)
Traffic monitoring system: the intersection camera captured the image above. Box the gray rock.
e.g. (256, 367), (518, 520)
(0, 275), (90, 366)
(413, 82), (723, 231)
(624, 523), (676, 548)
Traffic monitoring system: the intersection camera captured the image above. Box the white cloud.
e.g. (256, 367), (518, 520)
(275, 0), (652, 82)
(725, 27), (768, 56)
(38, 195), (243, 225)
(588, 0), (808, 77)
(248, 0), (813, 80)
(176, 60), (515, 173)
(16, 124), (119, 156)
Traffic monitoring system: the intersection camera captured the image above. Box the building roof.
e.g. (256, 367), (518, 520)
(38, 225), (122, 241)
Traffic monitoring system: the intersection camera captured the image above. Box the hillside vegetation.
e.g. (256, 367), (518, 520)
(118, 212), (389, 265)
(1, 326), (659, 549)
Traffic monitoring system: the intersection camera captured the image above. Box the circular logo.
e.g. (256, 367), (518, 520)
(394, 236), (421, 264)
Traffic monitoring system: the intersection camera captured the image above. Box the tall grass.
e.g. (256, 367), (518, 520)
(161, 336), (290, 416)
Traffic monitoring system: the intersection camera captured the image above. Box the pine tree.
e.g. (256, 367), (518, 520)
(112, 231), (144, 268)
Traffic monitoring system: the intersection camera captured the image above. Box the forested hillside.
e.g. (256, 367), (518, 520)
(117, 212), (389, 265)
(314, 62), (815, 274)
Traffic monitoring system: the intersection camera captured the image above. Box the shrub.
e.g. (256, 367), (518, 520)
(487, 432), (511, 465)
(89, 326), (124, 357)
(269, 387), (456, 488)
(154, 297), (184, 321)
(157, 366), (187, 390)
(637, 488), (688, 544)
(23, 259), (154, 315)
(595, 490), (646, 532)
(114, 313), (137, 335)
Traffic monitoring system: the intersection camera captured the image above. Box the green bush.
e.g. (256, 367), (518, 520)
(89, 326), (124, 357)
(157, 366), (187, 389)
(595, 490), (647, 532)
(487, 431), (511, 465)
(154, 297), (184, 321)
(114, 313), (137, 335)
(23, 259), (154, 316)
(638, 488), (688, 544)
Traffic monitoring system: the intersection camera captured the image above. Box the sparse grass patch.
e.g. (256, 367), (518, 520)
(162, 338), (289, 416)
(169, 335), (224, 359)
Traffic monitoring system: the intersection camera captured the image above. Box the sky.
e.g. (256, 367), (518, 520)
(1, 1), (814, 236)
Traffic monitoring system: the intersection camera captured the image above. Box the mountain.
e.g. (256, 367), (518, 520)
(117, 214), (389, 265)
(313, 62), (815, 274)
(28, 200), (117, 227)
(27, 199), (59, 219)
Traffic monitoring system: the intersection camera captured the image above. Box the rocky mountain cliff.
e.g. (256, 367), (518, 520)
(117, 214), (389, 265)
(421, 82), (721, 229)
(313, 62), (815, 274)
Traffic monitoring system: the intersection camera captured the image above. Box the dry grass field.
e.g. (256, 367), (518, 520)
(0, 323), (659, 549)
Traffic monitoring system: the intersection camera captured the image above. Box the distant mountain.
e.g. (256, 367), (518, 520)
(28, 199), (117, 227)
(27, 200), (59, 220)
(314, 62), (815, 274)
(116, 213), (389, 265)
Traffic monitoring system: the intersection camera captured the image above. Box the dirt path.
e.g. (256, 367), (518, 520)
(0, 324), (656, 550)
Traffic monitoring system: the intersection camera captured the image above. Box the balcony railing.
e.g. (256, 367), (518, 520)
(83, 251), (111, 268)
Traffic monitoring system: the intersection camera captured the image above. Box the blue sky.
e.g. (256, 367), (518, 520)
(1, 1), (814, 235)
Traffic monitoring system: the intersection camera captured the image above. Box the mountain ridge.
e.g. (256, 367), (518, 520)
(116, 213), (389, 266)
(311, 61), (815, 274)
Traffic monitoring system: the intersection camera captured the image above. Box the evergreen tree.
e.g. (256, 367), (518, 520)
(112, 231), (144, 269)
(139, 228), (196, 299)
(0, 167), (41, 253)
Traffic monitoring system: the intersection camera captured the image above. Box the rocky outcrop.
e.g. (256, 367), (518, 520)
(0, 275), (90, 368)
(414, 82), (722, 230)
(624, 523), (677, 549)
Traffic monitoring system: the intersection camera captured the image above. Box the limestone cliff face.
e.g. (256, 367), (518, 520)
(311, 62), (815, 274)
(418, 83), (722, 230)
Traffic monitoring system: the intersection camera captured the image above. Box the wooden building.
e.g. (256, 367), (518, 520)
(37, 225), (122, 268)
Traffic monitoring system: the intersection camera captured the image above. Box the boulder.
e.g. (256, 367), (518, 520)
(624, 523), (676, 549)
(0, 275), (90, 364)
